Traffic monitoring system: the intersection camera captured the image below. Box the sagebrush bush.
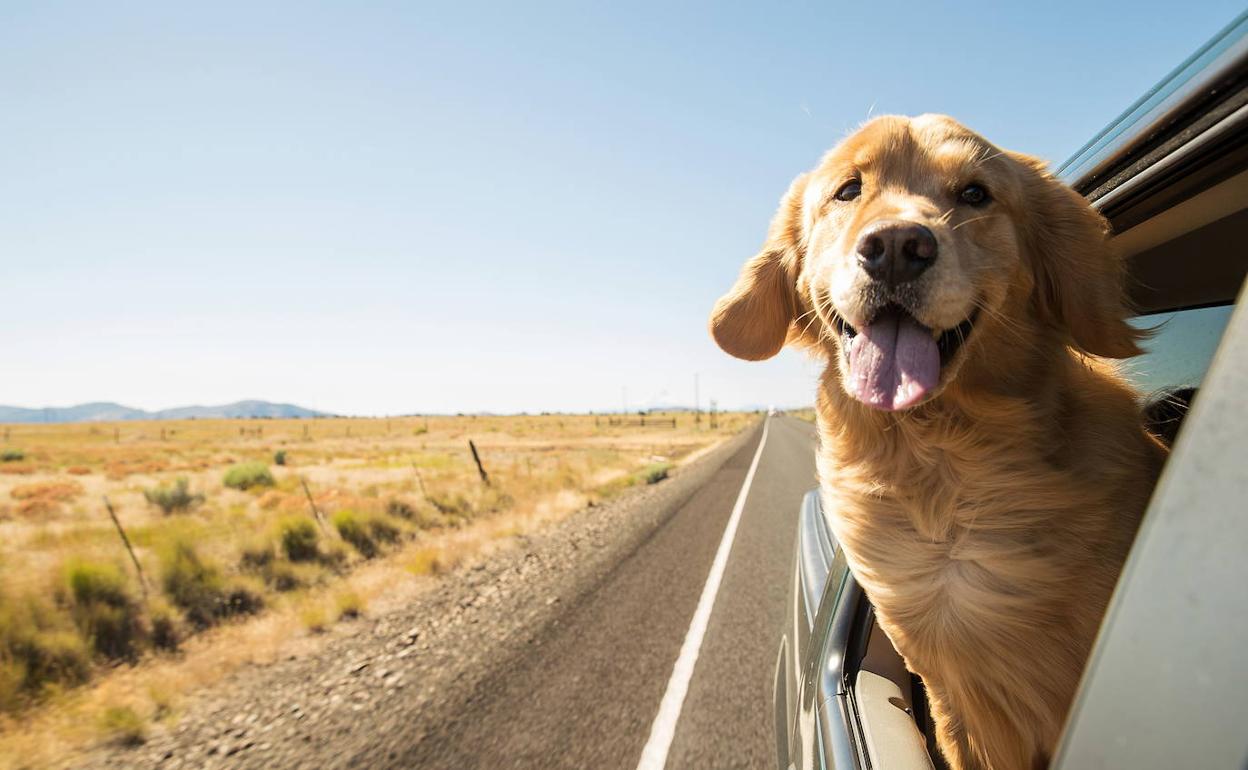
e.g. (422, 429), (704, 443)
(264, 561), (304, 592)
(332, 510), (377, 558)
(385, 498), (416, 520)
(273, 450), (287, 466)
(147, 599), (181, 652)
(278, 517), (320, 562)
(238, 538), (274, 571)
(160, 541), (260, 627)
(63, 560), (143, 660)
(0, 592), (91, 711)
(222, 462), (275, 491)
(367, 515), (402, 545)
(1, 449), (25, 462)
(387, 497), (444, 529)
(143, 477), (204, 515)
(427, 492), (472, 518)
(640, 462), (672, 485)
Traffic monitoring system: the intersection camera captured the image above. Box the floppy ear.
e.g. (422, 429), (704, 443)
(709, 173), (810, 360)
(1011, 153), (1144, 359)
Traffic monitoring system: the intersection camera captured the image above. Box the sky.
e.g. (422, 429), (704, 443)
(2, 1), (1243, 416)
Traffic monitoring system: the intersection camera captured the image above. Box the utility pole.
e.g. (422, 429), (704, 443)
(622, 386), (628, 415)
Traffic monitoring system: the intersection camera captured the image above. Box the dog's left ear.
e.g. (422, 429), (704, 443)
(709, 173), (810, 361)
(1011, 153), (1144, 359)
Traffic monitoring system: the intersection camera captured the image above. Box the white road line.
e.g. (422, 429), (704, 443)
(635, 417), (771, 770)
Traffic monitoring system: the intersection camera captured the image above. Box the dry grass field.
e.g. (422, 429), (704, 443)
(0, 411), (751, 758)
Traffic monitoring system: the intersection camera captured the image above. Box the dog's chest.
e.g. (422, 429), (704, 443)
(819, 450), (1052, 624)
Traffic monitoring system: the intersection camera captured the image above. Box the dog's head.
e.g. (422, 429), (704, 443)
(710, 114), (1142, 411)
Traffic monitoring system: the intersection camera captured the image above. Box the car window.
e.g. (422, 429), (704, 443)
(1125, 304), (1235, 393)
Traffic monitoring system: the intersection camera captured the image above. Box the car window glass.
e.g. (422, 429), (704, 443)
(1124, 304), (1234, 394)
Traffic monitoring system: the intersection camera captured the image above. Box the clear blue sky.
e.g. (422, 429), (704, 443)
(2, 1), (1241, 415)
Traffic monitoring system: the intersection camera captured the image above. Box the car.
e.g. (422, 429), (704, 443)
(773, 11), (1248, 770)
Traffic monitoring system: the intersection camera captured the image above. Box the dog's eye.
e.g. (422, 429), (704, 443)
(835, 180), (862, 202)
(959, 184), (989, 206)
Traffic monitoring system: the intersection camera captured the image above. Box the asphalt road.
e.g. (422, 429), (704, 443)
(401, 415), (818, 769)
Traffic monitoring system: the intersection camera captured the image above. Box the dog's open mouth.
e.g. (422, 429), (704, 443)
(833, 304), (978, 411)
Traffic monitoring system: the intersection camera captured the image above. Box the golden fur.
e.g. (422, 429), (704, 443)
(711, 115), (1167, 770)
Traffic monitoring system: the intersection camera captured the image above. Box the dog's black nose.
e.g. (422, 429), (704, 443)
(855, 220), (938, 286)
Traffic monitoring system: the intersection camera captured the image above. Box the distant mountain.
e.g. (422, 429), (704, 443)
(0, 400), (327, 424)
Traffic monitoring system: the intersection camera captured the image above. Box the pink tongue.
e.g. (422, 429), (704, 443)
(847, 312), (940, 411)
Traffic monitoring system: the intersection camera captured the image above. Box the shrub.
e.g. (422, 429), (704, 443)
(273, 450), (287, 466)
(63, 560), (143, 660)
(317, 541), (350, 572)
(385, 498), (416, 520)
(223, 583), (264, 616)
(99, 705), (146, 746)
(264, 561), (304, 592)
(299, 603), (328, 633)
(332, 510), (376, 558)
(0, 660), (24, 713)
(238, 538), (275, 571)
(367, 515), (402, 545)
(640, 462), (672, 485)
(159, 541), (260, 627)
(335, 591), (364, 620)
(0, 594), (91, 710)
(278, 517), (320, 562)
(405, 546), (456, 576)
(387, 497), (444, 529)
(427, 492), (472, 518)
(143, 477), (204, 515)
(1, 449), (25, 463)
(222, 462), (274, 491)
(147, 600), (181, 652)
(161, 541), (225, 628)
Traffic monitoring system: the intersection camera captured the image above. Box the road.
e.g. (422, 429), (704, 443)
(401, 415), (817, 769)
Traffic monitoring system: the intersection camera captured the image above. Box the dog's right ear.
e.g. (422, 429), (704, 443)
(709, 173), (809, 361)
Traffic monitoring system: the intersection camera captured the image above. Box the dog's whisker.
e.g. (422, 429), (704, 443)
(951, 214), (997, 231)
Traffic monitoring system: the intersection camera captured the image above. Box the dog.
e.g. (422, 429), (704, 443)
(710, 114), (1167, 770)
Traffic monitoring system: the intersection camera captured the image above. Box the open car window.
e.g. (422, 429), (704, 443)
(1126, 304), (1234, 392)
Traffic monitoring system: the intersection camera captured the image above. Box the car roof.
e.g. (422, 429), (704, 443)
(1058, 11), (1248, 314)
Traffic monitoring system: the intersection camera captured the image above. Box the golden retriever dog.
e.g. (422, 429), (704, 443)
(710, 114), (1167, 770)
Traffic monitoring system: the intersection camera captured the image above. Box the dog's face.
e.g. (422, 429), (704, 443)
(710, 114), (1142, 411)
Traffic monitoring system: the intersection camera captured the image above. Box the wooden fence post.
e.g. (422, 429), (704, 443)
(411, 463), (432, 504)
(103, 497), (148, 601)
(299, 477), (329, 533)
(468, 440), (490, 486)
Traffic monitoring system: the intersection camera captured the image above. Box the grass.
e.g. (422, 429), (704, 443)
(143, 477), (204, 514)
(98, 704), (146, 746)
(298, 602), (329, 633)
(334, 590), (365, 620)
(222, 461), (275, 491)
